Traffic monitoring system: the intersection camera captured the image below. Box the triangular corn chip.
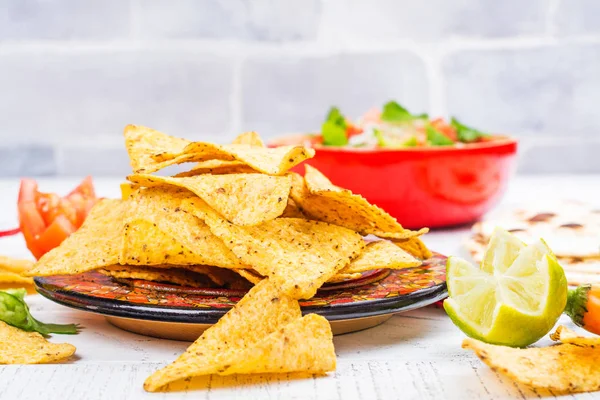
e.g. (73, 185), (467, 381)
(393, 236), (433, 260)
(290, 167), (427, 240)
(340, 240), (421, 275)
(281, 197), (305, 218)
(0, 256), (34, 275)
(224, 313), (335, 375)
(144, 279), (302, 391)
(464, 327), (600, 394)
(234, 268), (264, 285)
(124, 188), (245, 269)
(99, 265), (216, 287)
(182, 198), (365, 299)
(0, 321), (76, 364)
(128, 173), (291, 226)
(326, 272), (363, 283)
(28, 199), (124, 276)
(174, 160), (257, 177)
(124, 125), (314, 175)
(231, 131), (265, 147)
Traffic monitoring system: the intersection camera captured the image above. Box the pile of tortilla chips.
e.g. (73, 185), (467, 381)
(28, 125), (431, 391)
(465, 326), (600, 393)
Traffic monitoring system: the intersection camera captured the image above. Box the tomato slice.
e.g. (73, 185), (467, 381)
(17, 177), (98, 259)
(430, 118), (458, 141)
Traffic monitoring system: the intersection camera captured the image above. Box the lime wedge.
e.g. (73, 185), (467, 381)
(444, 228), (568, 347)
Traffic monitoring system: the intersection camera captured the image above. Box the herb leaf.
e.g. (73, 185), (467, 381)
(451, 117), (488, 143)
(0, 290), (80, 335)
(381, 101), (428, 123)
(321, 107), (348, 146)
(426, 125), (454, 146)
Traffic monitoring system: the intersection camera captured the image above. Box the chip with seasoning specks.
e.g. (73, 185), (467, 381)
(340, 240), (421, 275)
(0, 321), (76, 364)
(290, 166), (428, 240)
(127, 173), (291, 226)
(182, 198), (365, 299)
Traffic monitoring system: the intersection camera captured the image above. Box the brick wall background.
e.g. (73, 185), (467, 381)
(1, 0), (599, 176)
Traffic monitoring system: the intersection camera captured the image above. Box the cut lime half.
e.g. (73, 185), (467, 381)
(444, 228), (567, 347)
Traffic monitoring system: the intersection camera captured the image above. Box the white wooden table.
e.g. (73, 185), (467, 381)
(0, 175), (598, 400)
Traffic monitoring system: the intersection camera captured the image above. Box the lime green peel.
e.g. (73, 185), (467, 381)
(444, 228), (567, 347)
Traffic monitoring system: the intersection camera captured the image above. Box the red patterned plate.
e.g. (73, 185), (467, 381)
(34, 253), (447, 340)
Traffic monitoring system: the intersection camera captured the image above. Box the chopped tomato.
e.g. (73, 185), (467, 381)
(345, 123), (363, 138)
(17, 176), (99, 259)
(430, 118), (458, 141)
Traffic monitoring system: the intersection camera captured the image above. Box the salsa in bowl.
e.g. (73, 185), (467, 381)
(270, 101), (518, 229)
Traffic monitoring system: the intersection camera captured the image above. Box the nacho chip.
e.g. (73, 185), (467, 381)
(463, 329), (600, 394)
(0, 321), (75, 364)
(393, 237), (433, 260)
(290, 167), (427, 240)
(125, 125), (314, 175)
(326, 272), (363, 283)
(124, 188), (244, 269)
(184, 199), (364, 299)
(28, 199), (124, 276)
(235, 268), (264, 285)
(224, 313), (335, 375)
(0, 271), (33, 285)
(231, 131), (265, 147)
(0, 256), (34, 275)
(280, 197), (305, 218)
(144, 279), (302, 391)
(340, 240), (421, 275)
(175, 160), (258, 177)
(99, 265), (216, 287)
(128, 173), (291, 226)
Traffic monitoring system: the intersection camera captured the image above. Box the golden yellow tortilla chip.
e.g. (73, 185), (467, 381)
(28, 199), (124, 277)
(393, 237), (433, 260)
(234, 268), (264, 285)
(175, 160), (257, 177)
(0, 271), (33, 285)
(340, 240), (421, 275)
(124, 125), (314, 175)
(550, 325), (600, 346)
(99, 265), (216, 287)
(231, 131), (265, 147)
(128, 173), (291, 226)
(124, 125), (191, 173)
(183, 198), (365, 299)
(326, 272), (363, 283)
(224, 313), (335, 375)
(290, 167), (427, 240)
(144, 279), (302, 391)
(124, 188), (245, 269)
(0, 321), (75, 364)
(463, 328), (600, 394)
(280, 197), (305, 218)
(0, 256), (34, 275)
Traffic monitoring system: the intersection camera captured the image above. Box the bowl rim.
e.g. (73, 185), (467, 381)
(269, 133), (518, 155)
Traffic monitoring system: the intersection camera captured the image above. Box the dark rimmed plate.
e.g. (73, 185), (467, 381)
(35, 253), (447, 340)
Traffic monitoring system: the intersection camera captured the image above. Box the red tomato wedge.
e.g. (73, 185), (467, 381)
(17, 176), (99, 259)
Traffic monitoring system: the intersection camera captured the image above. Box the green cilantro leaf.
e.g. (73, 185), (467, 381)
(321, 107), (348, 146)
(381, 101), (428, 123)
(451, 117), (489, 143)
(426, 125), (454, 146)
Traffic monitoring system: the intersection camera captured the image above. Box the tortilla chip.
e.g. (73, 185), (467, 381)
(290, 167), (427, 240)
(124, 188), (244, 269)
(0, 256), (34, 275)
(128, 173), (291, 226)
(463, 329), (600, 394)
(125, 125), (314, 175)
(184, 198), (364, 299)
(0, 271), (33, 285)
(99, 265), (216, 287)
(326, 272), (363, 283)
(281, 198), (305, 218)
(175, 160), (258, 177)
(144, 279), (302, 391)
(28, 199), (124, 276)
(224, 313), (335, 375)
(393, 237), (433, 260)
(231, 131), (265, 147)
(0, 321), (75, 364)
(235, 268), (264, 285)
(340, 240), (421, 275)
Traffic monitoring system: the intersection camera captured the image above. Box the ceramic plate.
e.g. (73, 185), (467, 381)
(35, 253), (447, 340)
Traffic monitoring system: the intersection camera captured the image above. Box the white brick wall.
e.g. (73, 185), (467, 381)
(0, 0), (599, 176)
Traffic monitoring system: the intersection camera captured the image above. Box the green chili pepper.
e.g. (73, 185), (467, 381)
(0, 289), (80, 335)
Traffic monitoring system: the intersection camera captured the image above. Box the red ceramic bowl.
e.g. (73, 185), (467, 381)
(270, 135), (518, 229)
